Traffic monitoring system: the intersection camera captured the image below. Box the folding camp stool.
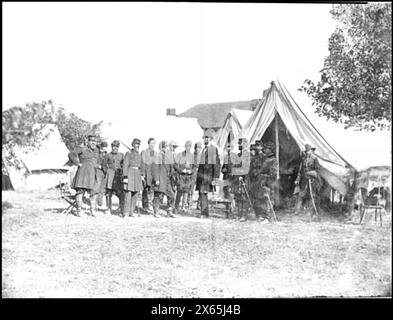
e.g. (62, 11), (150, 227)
(59, 183), (78, 216)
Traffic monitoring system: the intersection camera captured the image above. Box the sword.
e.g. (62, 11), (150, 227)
(265, 191), (277, 222)
(239, 176), (256, 217)
(308, 178), (319, 217)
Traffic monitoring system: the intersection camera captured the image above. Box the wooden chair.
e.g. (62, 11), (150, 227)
(359, 189), (385, 226)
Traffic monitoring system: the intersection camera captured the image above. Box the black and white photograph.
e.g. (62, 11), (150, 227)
(2, 2), (392, 300)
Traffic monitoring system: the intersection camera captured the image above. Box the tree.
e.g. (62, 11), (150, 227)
(2, 101), (93, 169)
(300, 3), (391, 131)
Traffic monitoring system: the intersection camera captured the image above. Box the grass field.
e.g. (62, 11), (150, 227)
(2, 190), (391, 298)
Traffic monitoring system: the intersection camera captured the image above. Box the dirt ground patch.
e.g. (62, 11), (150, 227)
(2, 190), (391, 298)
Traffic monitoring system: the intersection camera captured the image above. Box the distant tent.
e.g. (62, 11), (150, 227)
(2, 160), (14, 191)
(8, 124), (70, 191)
(240, 80), (355, 196)
(216, 109), (253, 150)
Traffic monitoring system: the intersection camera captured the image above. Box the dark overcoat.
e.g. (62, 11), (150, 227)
(151, 151), (174, 194)
(196, 144), (221, 193)
(69, 146), (100, 190)
(123, 149), (143, 192)
(141, 148), (159, 187)
(104, 152), (124, 191)
(174, 150), (195, 192)
(92, 151), (107, 195)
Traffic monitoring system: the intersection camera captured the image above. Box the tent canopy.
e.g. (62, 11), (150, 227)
(216, 109), (253, 150)
(4, 124), (70, 190)
(240, 80), (355, 195)
(14, 124), (70, 172)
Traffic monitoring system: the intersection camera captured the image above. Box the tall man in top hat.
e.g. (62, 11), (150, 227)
(123, 138), (144, 217)
(68, 135), (100, 216)
(104, 140), (124, 214)
(294, 143), (321, 219)
(196, 130), (221, 218)
(141, 137), (158, 214)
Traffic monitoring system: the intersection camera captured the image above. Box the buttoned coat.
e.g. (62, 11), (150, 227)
(141, 148), (159, 187)
(69, 145), (100, 190)
(104, 151), (124, 191)
(151, 151), (174, 194)
(123, 149), (143, 192)
(196, 144), (221, 193)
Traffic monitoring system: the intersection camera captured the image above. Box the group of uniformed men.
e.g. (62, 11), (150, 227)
(68, 131), (321, 221)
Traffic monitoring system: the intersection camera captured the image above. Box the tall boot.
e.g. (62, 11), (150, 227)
(175, 191), (182, 211)
(75, 192), (83, 216)
(90, 194), (97, 217)
(240, 201), (247, 222)
(106, 194), (112, 214)
(182, 192), (189, 213)
(294, 196), (303, 215)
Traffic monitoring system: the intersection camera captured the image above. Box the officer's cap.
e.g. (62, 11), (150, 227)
(111, 140), (120, 147)
(132, 138), (141, 145)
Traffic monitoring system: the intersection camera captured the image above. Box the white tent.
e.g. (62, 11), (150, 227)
(216, 109), (253, 150)
(9, 124), (70, 190)
(94, 115), (203, 153)
(240, 80), (355, 195)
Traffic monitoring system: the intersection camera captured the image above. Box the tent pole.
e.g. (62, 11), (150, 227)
(275, 113), (280, 207)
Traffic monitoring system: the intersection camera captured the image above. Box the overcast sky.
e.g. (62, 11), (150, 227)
(3, 2), (391, 168)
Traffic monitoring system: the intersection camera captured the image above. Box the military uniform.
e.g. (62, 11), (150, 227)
(231, 147), (251, 220)
(188, 144), (202, 208)
(104, 146), (124, 213)
(251, 149), (278, 221)
(196, 140), (221, 217)
(68, 136), (100, 215)
(151, 142), (176, 216)
(123, 141), (143, 216)
(174, 148), (195, 212)
(294, 145), (321, 216)
(92, 147), (108, 209)
(221, 148), (237, 217)
(69, 146), (100, 190)
(141, 147), (158, 212)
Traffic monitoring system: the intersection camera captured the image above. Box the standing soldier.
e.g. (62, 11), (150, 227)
(189, 142), (203, 209)
(123, 138), (144, 218)
(231, 138), (251, 222)
(196, 131), (221, 218)
(252, 141), (278, 223)
(168, 141), (179, 204)
(174, 140), (195, 214)
(93, 141), (109, 212)
(68, 135), (100, 216)
(221, 141), (236, 218)
(248, 140), (266, 221)
(151, 141), (176, 217)
(294, 144), (321, 220)
(141, 138), (158, 214)
(104, 140), (124, 215)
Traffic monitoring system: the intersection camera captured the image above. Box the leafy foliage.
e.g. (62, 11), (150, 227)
(300, 3), (391, 131)
(2, 100), (93, 169)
